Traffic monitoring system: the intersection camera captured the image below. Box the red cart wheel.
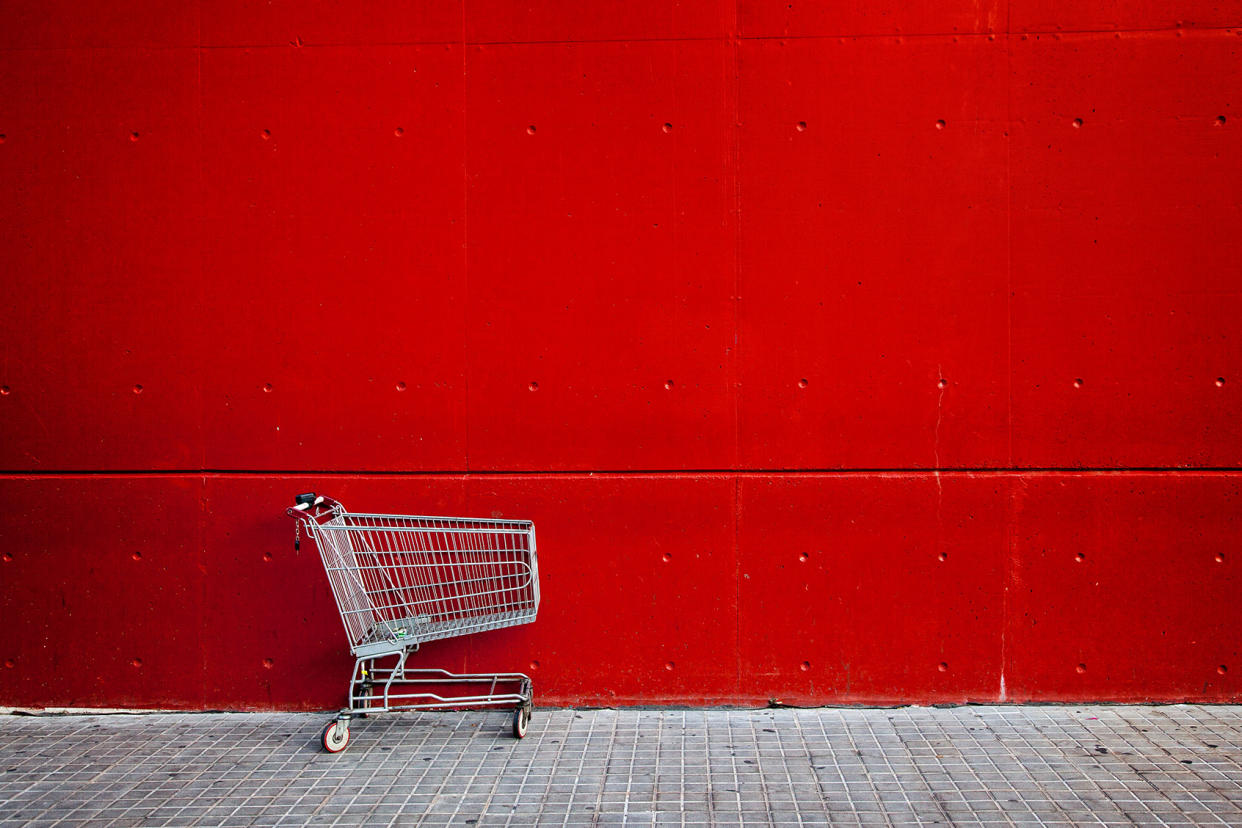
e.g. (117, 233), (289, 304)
(322, 720), (350, 753)
(512, 705), (530, 739)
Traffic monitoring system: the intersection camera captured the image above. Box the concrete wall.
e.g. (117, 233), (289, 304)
(1, 1), (1239, 709)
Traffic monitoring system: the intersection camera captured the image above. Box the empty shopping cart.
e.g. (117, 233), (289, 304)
(288, 494), (540, 753)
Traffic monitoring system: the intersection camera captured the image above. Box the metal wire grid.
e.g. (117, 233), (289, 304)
(304, 510), (539, 655)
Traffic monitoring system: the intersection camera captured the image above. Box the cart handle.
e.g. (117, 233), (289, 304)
(287, 493), (344, 521)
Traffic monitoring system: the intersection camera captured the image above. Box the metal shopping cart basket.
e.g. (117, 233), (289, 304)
(288, 493), (540, 753)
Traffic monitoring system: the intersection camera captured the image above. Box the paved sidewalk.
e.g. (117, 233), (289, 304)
(3, 706), (1242, 826)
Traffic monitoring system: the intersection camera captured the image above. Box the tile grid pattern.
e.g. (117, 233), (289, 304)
(2, 706), (1242, 826)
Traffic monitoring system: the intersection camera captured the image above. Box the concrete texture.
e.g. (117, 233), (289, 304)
(3, 706), (1242, 825)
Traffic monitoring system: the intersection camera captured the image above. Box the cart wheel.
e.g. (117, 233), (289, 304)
(322, 720), (350, 753)
(512, 705), (530, 739)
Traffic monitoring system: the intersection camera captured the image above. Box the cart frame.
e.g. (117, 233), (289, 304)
(287, 494), (539, 752)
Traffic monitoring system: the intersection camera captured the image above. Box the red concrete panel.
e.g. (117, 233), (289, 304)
(1005, 474), (1242, 702)
(465, 42), (737, 471)
(737, 38), (1010, 470)
(0, 49), (205, 470)
(737, 474), (1008, 704)
(739, 0), (1004, 37)
(1010, 31), (1242, 467)
(0, 476), (205, 709)
(197, 46), (468, 471)
(465, 0), (730, 43)
(1011, 1), (1242, 33)
(200, 0), (462, 47)
(463, 474), (739, 705)
(0, 1), (199, 49)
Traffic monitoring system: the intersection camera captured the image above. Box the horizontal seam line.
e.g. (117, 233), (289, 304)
(0, 25), (1236, 51)
(1, 468), (1240, 477)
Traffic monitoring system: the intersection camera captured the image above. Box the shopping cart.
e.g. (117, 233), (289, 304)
(288, 493), (540, 753)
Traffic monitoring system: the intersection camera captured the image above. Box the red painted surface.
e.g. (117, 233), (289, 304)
(1009, 31), (1242, 467)
(1005, 474), (1242, 701)
(1, 2), (1239, 709)
(737, 35), (1010, 469)
(737, 475), (1009, 705)
(467, 41), (736, 471)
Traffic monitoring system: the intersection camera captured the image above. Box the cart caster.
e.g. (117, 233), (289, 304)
(512, 704), (531, 739)
(322, 720), (350, 753)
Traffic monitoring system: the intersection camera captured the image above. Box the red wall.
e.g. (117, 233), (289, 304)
(1, 2), (1240, 710)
